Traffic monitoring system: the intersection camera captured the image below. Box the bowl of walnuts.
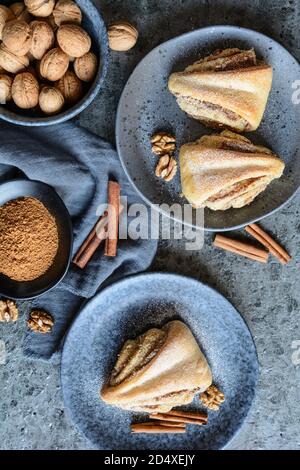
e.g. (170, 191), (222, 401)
(0, 0), (108, 125)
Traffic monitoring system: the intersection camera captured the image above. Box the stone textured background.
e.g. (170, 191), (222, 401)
(1, 0), (300, 450)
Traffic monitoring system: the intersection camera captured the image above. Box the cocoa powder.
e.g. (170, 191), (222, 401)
(0, 197), (59, 282)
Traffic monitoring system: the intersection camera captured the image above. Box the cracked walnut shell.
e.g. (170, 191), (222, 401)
(24, 0), (55, 18)
(53, 0), (82, 26)
(151, 132), (176, 156)
(40, 47), (69, 81)
(27, 310), (54, 333)
(155, 155), (177, 181)
(0, 44), (29, 73)
(0, 299), (18, 323)
(29, 20), (54, 60)
(12, 72), (39, 109)
(2, 20), (32, 57)
(108, 21), (138, 52)
(74, 51), (97, 82)
(200, 385), (225, 411)
(57, 24), (91, 58)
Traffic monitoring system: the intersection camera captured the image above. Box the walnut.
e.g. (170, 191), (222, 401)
(24, 0), (55, 18)
(53, 0), (82, 27)
(29, 20), (54, 59)
(0, 44), (29, 73)
(55, 70), (82, 104)
(108, 21), (138, 52)
(39, 85), (64, 114)
(0, 5), (15, 40)
(200, 385), (225, 411)
(10, 2), (25, 16)
(44, 13), (57, 31)
(151, 132), (176, 156)
(0, 299), (18, 323)
(27, 310), (54, 333)
(74, 51), (97, 82)
(12, 72), (39, 109)
(40, 47), (69, 81)
(2, 20), (32, 57)
(0, 74), (13, 103)
(155, 155), (177, 181)
(57, 24), (91, 58)
(10, 3), (32, 22)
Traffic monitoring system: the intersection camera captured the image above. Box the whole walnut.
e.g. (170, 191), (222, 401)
(39, 85), (64, 114)
(40, 47), (69, 81)
(108, 21), (138, 52)
(2, 20), (32, 57)
(55, 70), (82, 104)
(12, 72), (39, 109)
(0, 44), (29, 73)
(30, 20), (54, 59)
(74, 51), (97, 82)
(53, 0), (82, 27)
(0, 74), (13, 103)
(10, 2), (32, 22)
(0, 5), (15, 40)
(10, 2), (25, 16)
(24, 0), (55, 17)
(45, 13), (57, 31)
(57, 24), (91, 58)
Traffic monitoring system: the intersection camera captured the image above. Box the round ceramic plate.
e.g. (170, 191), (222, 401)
(61, 273), (258, 450)
(116, 26), (300, 231)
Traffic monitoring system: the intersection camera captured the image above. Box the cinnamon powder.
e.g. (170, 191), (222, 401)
(0, 197), (59, 282)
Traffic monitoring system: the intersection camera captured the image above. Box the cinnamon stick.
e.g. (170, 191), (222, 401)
(73, 212), (108, 269)
(149, 413), (207, 426)
(245, 224), (291, 265)
(104, 181), (120, 258)
(131, 424), (185, 434)
(213, 234), (269, 263)
(135, 420), (185, 428)
(163, 409), (208, 421)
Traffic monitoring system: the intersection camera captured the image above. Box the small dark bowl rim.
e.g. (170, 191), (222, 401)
(0, 179), (73, 300)
(0, 0), (109, 127)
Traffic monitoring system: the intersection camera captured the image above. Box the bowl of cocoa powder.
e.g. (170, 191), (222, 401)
(0, 179), (73, 299)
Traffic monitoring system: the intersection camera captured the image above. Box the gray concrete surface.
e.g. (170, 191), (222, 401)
(1, 0), (300, 450)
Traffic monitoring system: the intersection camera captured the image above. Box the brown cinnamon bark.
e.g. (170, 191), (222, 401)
(245, 224), (291, 265)
(214, 234), (269, 263)
(104, 181), (120, 257)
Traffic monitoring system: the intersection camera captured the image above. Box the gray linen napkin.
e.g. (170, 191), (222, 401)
(0, 121), (158, 360)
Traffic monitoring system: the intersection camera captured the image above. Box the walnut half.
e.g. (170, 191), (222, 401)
(151, 132), (176, 156)
(0, 299), (18, 322)
(27, 310), (54, 333)
(200, 385), (225, 411)
(155, 155), (177, 182)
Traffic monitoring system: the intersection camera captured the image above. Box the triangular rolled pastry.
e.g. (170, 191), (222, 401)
(168, 48), (273, 132)
(100, 320), (212, 413)
(180, 131), (285, 210)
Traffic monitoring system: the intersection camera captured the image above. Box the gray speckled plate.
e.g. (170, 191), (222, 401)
(61, 273), (258, 450)
(116, 26), (300, 231)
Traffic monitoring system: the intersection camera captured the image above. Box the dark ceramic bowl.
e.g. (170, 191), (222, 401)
(0, 0), (109, 126)
(0, 179), (73, 300)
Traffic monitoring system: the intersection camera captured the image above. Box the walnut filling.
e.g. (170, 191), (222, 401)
(176, 95), (249, 130)
(186, 48), (257, 73)
(207, 178), (262, 203)
(109, 330), (167, 386)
